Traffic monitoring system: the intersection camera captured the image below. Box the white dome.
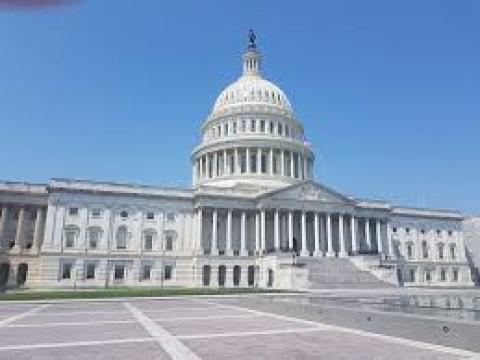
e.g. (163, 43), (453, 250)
(212, 75), (292, 114)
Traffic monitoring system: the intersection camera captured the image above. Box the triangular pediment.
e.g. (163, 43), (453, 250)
(257, 181), (354, 205)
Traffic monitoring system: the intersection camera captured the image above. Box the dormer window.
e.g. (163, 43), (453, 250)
(146, 212), (155, 220)
(120, 211), (128, 219)
(69, 208), (79, 216)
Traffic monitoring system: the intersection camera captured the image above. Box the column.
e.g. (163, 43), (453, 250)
(192, 161), (197, 185)
(297, 153), (302, 179)
(31, 207), (44, 252)
(301, 211), (308, 256)
(14, 207), (25, 252)
(281, 150), (285, 176)
(288, 210), (293, 250)
(257, 148), (262, 174)
(365, 218), (371, 250)
(387, 221), (394, 258)
(234, 148), (239, 174)
(274, 209), (279, 252)
(213, 151), (218, 178)
(269, 148), (274, 175)
(376, 219), (383, 254)
(326, 213), (334, 257)
(212, 209), (218, 255)
(240, 211), (247, 256)
(303, 156), (308, 180)
(226, 209), (233, 255)
(290, 151), (294, 178)
(314, 212), (321, 256)
(339, 214), (347, 257)
(0, 207), (8, 250)
(255, 212), (260, 254)
(246, 148), (250, 174)
(223, 149), (228, 176)
(351, 215), (357, 254)
(205, 154), (210, 179)
(260, 209), (266, 253)
(197, 208), (203, 254)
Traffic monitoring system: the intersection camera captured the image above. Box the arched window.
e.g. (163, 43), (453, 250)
(63, 226), (79, 248)
(87, 227), (103, 249)
(248, 265), (255, 286)
(143, 230), (156, 251)
(116, 226), (128, 250)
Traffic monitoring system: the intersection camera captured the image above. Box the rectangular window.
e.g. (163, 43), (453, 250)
(65, 231), (75, 248)
(91, 209), (102, 219)
(453, 269), (459, 281)
(145, 234), (153, 251)
(224, 123), (228, 136)
(142, 265), (151, 281)
(233, 121), (237, 134)
(69, 208), (78, 216)
(440, 269), (446, 281)
(260, 120), (265, 132)
(62, 263), (72, 279)
(146, 212), (155, 220)
(114, 265), (125, 280)
(278, 123), (283, 135)
(242, 120), (246, 132)
(285, 124), (289, 137)
(165, 235), (173, 251)
(164, 265), (173, 280)
(89, 230), (99, 249)
(86, 263), (95, 279)
(269, 121), (274, 133)
(166, 213), (175, 222)
(409, 269), (416, 282)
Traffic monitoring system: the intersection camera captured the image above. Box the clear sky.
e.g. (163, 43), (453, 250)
(0, 0), (479, 213)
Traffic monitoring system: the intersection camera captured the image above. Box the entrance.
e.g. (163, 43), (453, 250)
(16, 263), (28, 286)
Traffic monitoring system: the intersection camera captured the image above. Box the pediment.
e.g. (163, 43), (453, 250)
(258, 181), (354, 205)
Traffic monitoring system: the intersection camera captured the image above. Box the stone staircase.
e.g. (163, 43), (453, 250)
(299, 257), (397, 289)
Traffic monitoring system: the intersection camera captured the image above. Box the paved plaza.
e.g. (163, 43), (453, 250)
(0, 290), (479, 359)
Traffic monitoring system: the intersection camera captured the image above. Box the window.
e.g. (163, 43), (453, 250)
(141, 265), (151, 281)
(164, 265), (173, 280)
(242, 120), (246, 132)
(406, 228), (410, 234)
(64, 227), (78, 248)
(62, 263), (72, 279)
(260, 120), (265, 132)
(285, 125), (289, 137)
(448, 230), (453, 236)
(269, 121), (274, 133)
(69, 208), (78, 216)
(120, 211), (128, 219)
(422, 241), (428, 259)
(86, 263), (95, 279)
(392, 227), (397, 233)
(438, 244), (444, 259)
(88, 227), (101, 249)
(250, 120), (255, 132)
(116, 226), (127, 250)
(224, 123), (228, 136)
(452, 269), (459, 281)
(146, 212), (155, 220)
(409, 269), (416, 283)
(166, 213), (175, 222)
(91, 209), (102, 219)
(440, 268), (446, 281)
(450, 244), (456, 259)
(233, 121), (237, 134)
(165, 233), (175, 251)
(437, 229), (442, 236)
(425, 271), (431, 282)
(144, 234), (153, 251)
(114, 265), (125, 280)
(420, 229), (425, 235)
(407, 244), (413, 259)
(278, 123), (283, 135)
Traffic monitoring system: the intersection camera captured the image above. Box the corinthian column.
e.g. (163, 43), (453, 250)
(13, 207), (25, 252)
(326, 213), (334, 257)
(300, 211), (308, 256)
(212, 209), (218, 255)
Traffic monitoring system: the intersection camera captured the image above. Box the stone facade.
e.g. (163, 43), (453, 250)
(0, 37), (475, 289)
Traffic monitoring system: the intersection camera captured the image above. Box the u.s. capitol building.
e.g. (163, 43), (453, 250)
(0, 36), (475, 289)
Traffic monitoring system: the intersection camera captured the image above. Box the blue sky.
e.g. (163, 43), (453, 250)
(0, 0), (479, 213)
